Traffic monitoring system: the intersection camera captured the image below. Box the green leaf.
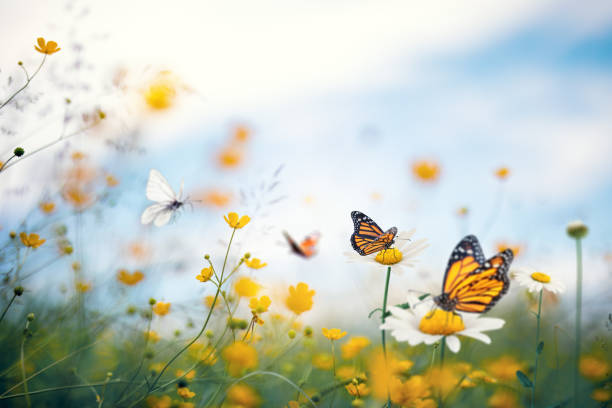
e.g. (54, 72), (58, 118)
(537, 341), (544, 354)
(395, 302), (411, 310)
(516, 370), (533, 388)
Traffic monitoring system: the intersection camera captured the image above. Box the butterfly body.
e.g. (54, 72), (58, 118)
(350, 211), (398, 256)
(434, 235), (513, 313)
(283, 231), (320, 258)
(141, 169), (187, 227)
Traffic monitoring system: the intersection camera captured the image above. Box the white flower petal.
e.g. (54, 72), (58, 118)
(460, 330), (491, 344)
(446, 335), (461, 353)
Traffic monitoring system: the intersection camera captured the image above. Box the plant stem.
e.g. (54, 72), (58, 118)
(573, 238), (583, 408)
(381, 266), (392, 408)
(533, 289), (543, 408)
(439, 337), (446, 408)
(20, 331), (31, 408)
(0, 54), (47, 110)
(0, 293), (17, 325)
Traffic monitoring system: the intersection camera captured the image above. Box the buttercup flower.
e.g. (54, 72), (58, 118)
(249, 296), (271, 314)
(389, 375), (433, 407)
(381, 294), (505, 353)
(35, 37), (61, 55)
(580, 355), (610, 381)
(322, 328), (347, 341)
(513, 268), (566, 294)
(197, 189), (232, 208)
(488, 389), (520, 408)
(485, 355), (527, 382)
(177, 386), (195, 399)
(20, 232), (46, 249)
(144, 72), (176, 110)
(345, 229), (428, 273)
(312, 353), (334, 370)
(341, 336), (370, 359)
(39, 201), (55, 214)
(218, 148), (244, 168)
(196, 267), (213, 283)
(153, 301), (171, 316)
(222, 341), (258, 377)
(204, 295), (222, 309)
(245, 258), (267, 269)
(592, 388), (612, 402)
(175, 369), (196, 380)
(117, 269), (144, 286)
(285, 282), (315, 315)
(145, 330), (160, 343)
(224, 212), (250, 229)
(494, 167), (510, 180)
(225, 383), (262, 407)
(412, 159), (440, 183)
(234, 277), (261, 298)
(76, 281), (91, 293)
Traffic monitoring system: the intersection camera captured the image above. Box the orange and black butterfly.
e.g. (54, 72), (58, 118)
(350, 211), (398, 256)
(283, 231), (320, 258)
(434, 235), (513, 313)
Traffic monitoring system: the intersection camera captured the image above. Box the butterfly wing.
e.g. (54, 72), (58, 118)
(146, 169), (176, 203)
(350, 211), (397, 255)
(283, 231), (307, 257)
(153, 208), (173, 227)
(141, 203), (166, 225)
(299, 232), (320, 258)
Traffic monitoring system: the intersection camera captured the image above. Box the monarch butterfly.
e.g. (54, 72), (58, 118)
(434, 235), (513, 313)
(283, 231), (320, 258)
(350, 211), (398, 256)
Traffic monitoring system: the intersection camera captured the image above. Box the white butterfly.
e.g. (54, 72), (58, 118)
(141, 169), (187, 227)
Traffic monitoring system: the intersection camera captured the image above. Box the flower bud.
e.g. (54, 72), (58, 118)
(27, 313), (35, 322)
(288, 329), (296, 339)
(14, 286), (24, 296)
(304, 326), (313, 337)
(9, 231), (16, 239)
(149, 298), (157, 305)
(204, 254), (210, 260)
(244, 252), (251, 259)
(205, 329), (214, 338)
(567, 220), (588, 239)
(13, 147), (25, 157)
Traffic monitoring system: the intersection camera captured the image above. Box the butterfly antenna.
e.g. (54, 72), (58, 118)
(179, 180), (184, 201)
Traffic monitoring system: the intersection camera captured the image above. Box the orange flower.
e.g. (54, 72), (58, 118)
(322, 327), (347, 341)
(233, 125), (250, 142)
(20, 232), (46, 249)
(495, 167), (510, 180)
(76, 281), (92, 293)
(412, 159), (440, 183)
(285, 282), (315, 315)
(218, 148), (243, 168)
(153, 302), (171, 316)
(39, 201), (55, 214)
(106, 174), (119, 187)
(62, 185), (93, 210)
(35, 37), (61, 55)
(197, 189), (232, 208)
(117, 269), (144, 286)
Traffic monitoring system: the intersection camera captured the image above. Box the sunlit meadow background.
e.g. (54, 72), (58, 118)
(1, 1), (611, 407)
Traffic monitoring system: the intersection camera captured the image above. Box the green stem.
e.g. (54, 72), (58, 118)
(381, 266), (392, 408)
(573, 238), (583, 408)
(439, 337), (446, 408)
(0, 293), (17, 325)
(0, 380), (132, 400)
(533, 289), (543, 408)
(20, 323), (31, 408)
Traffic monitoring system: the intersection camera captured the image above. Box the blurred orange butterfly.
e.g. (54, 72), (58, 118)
(434, 235), (513, 313)
(350, 211), (397, 256)
(283, 231), (320, 258)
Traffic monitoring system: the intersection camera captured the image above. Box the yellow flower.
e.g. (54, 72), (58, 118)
(188, 342), (218, 365)
(222, 341), (258, 377)
(75, 281), (91, 293)
(234, 125), (250, 142)
(106, 174), (119, 187)
(197, 189), (232, 208)
(218, 148), (244, 169)
(580, 355), (610, 381)
(196, 267), (214, 282)
(368, 350), (414, 400)
(224, 212), (250, 229)
(234, 277), (261, 298)
(346, 382), (370, 397)
(175, 369), (196, 380)
(322, 327), (347, 341)
(39, 201), (55, 214)
(249, 296), (271, 314)
(488, 389), (520, 408)
(456, 206), (469, 217)
(144, 73), (176, 110)
(418, 309), (465, 335)
(62, 185), (93, 210)
(389, 375), (432, 407)
(495, 167), (510, 180)
(19, 232), (46, 249)
(341, 336), (371, 360)
(592, 388), (612, 402)
(204, 295), (222, 309)
(286, 401), (300, 408)
(312, 353), (334, 370)
(146, 395), (172, 408)
(35, 37), (61, 55)
(225, 383), (262, 408)
(245, 258), (267, 269)
(145, 330), (160, 343)
(425, 366), (460, 400)
(117, 269), (145, 285)
(412, 159), (440, 183)
(153, 302), (171, 316)
(285, 282), (315, 315)
(177, 386), (195, 399)
(485, 355), (526, 382)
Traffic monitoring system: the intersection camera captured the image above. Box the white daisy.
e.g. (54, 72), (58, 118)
(345, 229), (429, 273)
(380, 294), (505, 353)
(512, 268), (566, 294)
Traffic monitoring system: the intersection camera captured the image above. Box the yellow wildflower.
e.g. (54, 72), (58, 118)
(234, 125), (250, 142)
(218, 148), (243, 169)
(175, 369), (196, 380)
(204, 295), (222, 309)
(488, 389), (520, 408)
(145, 330), (160, 343)
(495, 167), (510, 180)
(224, 212), (250, 228)
(389, 375), (432, 407)
(35, 37), (61, 55)
(322, 327), (347, 341)
(19, 232), (46, 249)
(234, 277), (261, 298)
(106, 174), (119, 187)
(117, 269), (144, 285)
(285, 282), (315, 315)
(485, 355), (526, 382)
(62, 185), (93, 210)
(346, 382), (370, 397)
(144, 73), (176, 110)
(580, 355), (610, 381)
(39, 201), (55, 214)
(412, 159), (440, 183)
(196, 267), (214, 283)
(188, 342), (218, 365)
(222, 341), (258, 377)
(245, 258), (267, 269)
(197, 189), (232, 208)
(592, 388), (612, 402)
(341, 336), (371, 359)
(249, 296), (271, 314)
(225, 383), (262, 407)
(177, 386), (195, 399)
(76, 281), (91, 293)
(146, 395), (172, 408)
(153, 302), (171, 316)
(425, 366), (461, 400)
(312, 353), (334, 370)
(367, 350), (414, 400)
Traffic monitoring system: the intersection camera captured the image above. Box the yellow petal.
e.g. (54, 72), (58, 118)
(37, 37), (46, 48)
(238, 215), (250, 227)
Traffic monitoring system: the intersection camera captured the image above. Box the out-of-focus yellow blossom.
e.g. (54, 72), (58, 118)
(496, 242), (523, 257)
(39, 201), (55, 214)
(234, 125), (250, 142)
(222, 341), (258, 377)
(117, 269), (144, 285)
(106, 174), (119, 187)
(204, 295), (222, 309)
(197, 189), (232, 208)
(71, 151), (86, 161)
(146, 395), (172, 408)
(322, 327), (347, 341)
(412, 159), (440, 183)
(153, 302), (171, 316)
(485, 355), (526, 382)
(144, 73), (176, 110)
(76, 281), (91, 293)
(175, 369), (196, 380)
(286, 401), (299, 408)
(249, 296), (271, 314)
(245, 258), (267, 269)
(425, 366), (461, 400)
(368, 350), (414, 400)
(188, 342), (218, 365)
(312, 353), (334, 370)
(178, 403), (195, 408)
(145, 330), (160, 343)
(488, 389), (520, 408)
(341, 336), (371, 359)
(346, 382), (370, 397)
(457, 206), (469, 217)
(62, 185), (93, 210)
(218, 148), (244, 169)
(419, 309), (465, 335)
(224, 212), (250, 229)
(495, 167), (510, 180)
(580, 355), (610, 381)
(234, 277), (261, 298)
(177, 386), (195, 399)
(20, 232), (46, 249)
(196, 267), (213, 283)
(336, 366), (358, 380)
(389, 375), (432, 407)
(285, 282), (315, 315)
(35, 37), (61, 54)
(592, 388), (612, 402)
(225, 383), (262, 408)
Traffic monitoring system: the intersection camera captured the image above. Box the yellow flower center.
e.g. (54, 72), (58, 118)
(418, 309), (465, 335)
(530, 272), (551, 283)
(375, 248), (403, 265)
